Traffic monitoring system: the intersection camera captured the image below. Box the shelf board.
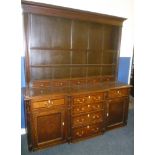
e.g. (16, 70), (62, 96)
(30, 47), (117, 52)
(30, 64), (116, 67)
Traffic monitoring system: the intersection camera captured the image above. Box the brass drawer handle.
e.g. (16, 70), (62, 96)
(117, 90), (120, 94)
(88, 104), (90, 108)
(87, 114), (90, 117)
(87, 125), (90, 129)
(92, 127), (99, 132)
(62, 122), (65, 126)
(76, 131), (84, 136)
(45, 100), (53, 107)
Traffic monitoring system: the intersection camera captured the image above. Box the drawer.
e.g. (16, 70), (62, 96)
(72, 111), (103, 127)
(51, 80), (68, 87)
(31, 98), (65, 109)
(73, 93), (104, 105)
(72, 102), (103, 114)
(72, 123), (103, 140)
(108, 88), (129, 98)
(101, 76), (115, 82)
(31, 81), (50, 88)
(70, 79), (86, 86)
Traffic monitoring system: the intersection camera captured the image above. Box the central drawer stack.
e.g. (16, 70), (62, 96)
(71, 92), (105, 141)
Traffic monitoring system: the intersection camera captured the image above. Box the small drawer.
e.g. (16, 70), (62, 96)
(87, 77), (101, 84)
(72, 102), (103, 114)
(73, 93), (104, 105)
(51, 81), (68, 87)
(72, 111), (103, 127)
(72, 123), (103, 140)
(70, 79), (86, 86)
(32, 81), (50, 88)
(108, 88), (129, 98)
(31, 98), (65, 109)
(101, 76), (115, 82)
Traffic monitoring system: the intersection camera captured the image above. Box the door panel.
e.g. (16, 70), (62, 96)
(107, 97), (128, 129)
(32, 108), (66, 148)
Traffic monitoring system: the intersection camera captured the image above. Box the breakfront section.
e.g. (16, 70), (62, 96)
(22, 1), (131, 151)
(71, 92), (106, 141)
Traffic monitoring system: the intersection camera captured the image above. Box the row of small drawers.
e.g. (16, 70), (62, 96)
(30, 88), (129, 110)
(31, 77), (114, 87)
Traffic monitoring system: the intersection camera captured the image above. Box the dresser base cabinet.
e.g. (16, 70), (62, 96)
(22, 1), (131, 152)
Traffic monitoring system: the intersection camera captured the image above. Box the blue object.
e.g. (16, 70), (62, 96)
(21, 57), (26, 128)
(118, 57), (131, 84)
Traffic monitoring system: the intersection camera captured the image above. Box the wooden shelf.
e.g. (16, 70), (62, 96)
(30, 64), (116, 67)
(30, 47), (117, 52)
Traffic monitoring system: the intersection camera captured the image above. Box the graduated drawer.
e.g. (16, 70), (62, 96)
(72, 111), (103, 127)
(72, 102), (103, 115)
(31, 98), (65, 109)
(108, 88), (129, 98)
(73, 93), (104, 105)
(72, 123), (103, 140)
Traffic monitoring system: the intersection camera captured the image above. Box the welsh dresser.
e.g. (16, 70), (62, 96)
(22, 1), (131, 151)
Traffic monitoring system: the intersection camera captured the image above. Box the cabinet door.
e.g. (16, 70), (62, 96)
(106, 97), (129, 130)
(32, 108), (67, 149)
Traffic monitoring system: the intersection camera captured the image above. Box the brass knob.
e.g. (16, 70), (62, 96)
(87, 125), (90, 129)
(48, 100), (51, 103)
(88, 104), (90, 107)
(87, 114), (90, 117)
(62, 122), (64, 126)
(88, 96), (91, 99)
(117, 90), (120, 94)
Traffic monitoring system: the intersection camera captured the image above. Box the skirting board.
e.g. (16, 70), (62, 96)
(21, 128), (26, 135)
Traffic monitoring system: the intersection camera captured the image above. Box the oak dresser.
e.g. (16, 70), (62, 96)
(22, 1), (131, 151)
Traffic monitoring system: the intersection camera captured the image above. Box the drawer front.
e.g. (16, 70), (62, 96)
(72, 123), (103, 140)
(108, 88), (129, 98)
(31, 99), (65, 109)
(32, 81), (50, 88)
(72, 111), (103, 127)
(70, 79), (86, 86)
(73, 93), (104, 105)
(51, 81), (68, 87)
(72, 102), (103, 115)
